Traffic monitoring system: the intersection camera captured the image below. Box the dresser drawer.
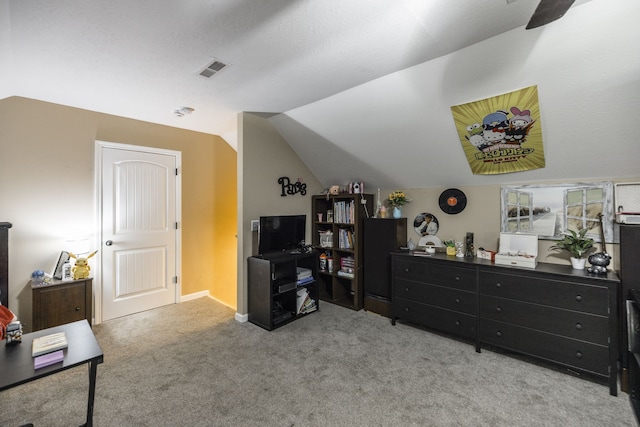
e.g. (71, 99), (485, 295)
(480, 319), (609, 376)
(395, 278), (476, 315)
(479, 271), (608, 316)
(393, 297), (476, 340)
(479, 295), (608, 346)
(394, 258), (476, 292)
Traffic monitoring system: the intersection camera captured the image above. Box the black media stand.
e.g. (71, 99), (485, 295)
(248, 251), (319, 331)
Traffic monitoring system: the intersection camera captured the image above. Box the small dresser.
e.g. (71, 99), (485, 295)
(32, 278), (93, 331)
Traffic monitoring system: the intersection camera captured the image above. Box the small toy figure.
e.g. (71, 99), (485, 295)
(69, 250), (98, 280)
(6, 321), (22, 344)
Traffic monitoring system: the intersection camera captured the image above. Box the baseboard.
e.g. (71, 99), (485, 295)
(180, 290), (245, 321)
(180, 290), (210, 302)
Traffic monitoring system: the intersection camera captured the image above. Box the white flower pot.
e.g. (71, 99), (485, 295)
(570, 257), (586, 269)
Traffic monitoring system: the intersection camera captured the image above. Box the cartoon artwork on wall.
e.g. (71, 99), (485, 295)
(450, 85), (545, 175)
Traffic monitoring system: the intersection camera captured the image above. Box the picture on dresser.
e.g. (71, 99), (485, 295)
(500, 182), (614, 242)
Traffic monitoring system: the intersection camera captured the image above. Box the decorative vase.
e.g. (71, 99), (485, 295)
(392, 206), (401, 219)
(570, 257), (586, 269)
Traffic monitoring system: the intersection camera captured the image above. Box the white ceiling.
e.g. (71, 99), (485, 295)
(2, 0), (589, 149)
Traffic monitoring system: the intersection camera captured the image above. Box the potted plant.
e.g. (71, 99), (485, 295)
(387, 191), (411, 219)
(548, 228), (595, 269)
(443, 240), (456, 256)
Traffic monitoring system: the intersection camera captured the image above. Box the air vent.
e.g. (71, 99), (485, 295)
(198, 59), (228, 78)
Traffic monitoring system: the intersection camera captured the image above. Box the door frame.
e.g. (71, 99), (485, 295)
(94, 140), (182, 324)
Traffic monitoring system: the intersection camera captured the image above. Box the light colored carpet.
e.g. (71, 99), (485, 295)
(1, 297), (636, 426)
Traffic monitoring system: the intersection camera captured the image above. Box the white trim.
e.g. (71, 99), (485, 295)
(180, 290), (209, 302)
(235, 312), (249, 323)
(94, 140), (182, 324)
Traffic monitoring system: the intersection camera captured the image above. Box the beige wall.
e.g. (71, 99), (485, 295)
(237, 112), (323, 315)
(0, 96), (237, 327)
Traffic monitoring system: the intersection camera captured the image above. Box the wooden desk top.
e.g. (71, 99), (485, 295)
(0, 320), (103, 391)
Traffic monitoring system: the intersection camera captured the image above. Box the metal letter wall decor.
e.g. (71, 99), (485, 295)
(278, 177), (307, 197)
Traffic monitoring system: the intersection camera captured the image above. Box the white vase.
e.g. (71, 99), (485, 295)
(392, 206), (401, 219)
(570, 257), (586, 269)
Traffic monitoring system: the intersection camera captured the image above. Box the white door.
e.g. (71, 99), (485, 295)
(99, 143), (180, 321)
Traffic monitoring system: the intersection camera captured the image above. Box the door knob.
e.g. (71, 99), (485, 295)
(105, 240), (113, 246)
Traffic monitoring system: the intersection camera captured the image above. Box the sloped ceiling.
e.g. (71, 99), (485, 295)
(3, 0), (615, 190)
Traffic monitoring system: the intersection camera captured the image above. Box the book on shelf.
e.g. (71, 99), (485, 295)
(296, 288), (318, 314)
(337, 270), (355, 279)
(297, 276), (315, 286)
(32, 332), (68, 357)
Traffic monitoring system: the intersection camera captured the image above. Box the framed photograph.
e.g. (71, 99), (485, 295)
(52, 251), (70, 280)
(61, 262), (73, 281)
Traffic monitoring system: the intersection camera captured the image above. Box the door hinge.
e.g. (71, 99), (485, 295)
(172, 276), (178, 284)
(175, 168), (179, 176)
(175, 222), (179, 230)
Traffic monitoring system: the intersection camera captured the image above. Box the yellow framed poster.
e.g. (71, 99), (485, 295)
(450, 85), (545, 175)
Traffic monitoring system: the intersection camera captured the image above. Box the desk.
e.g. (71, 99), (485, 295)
(0, 320), (104, 427)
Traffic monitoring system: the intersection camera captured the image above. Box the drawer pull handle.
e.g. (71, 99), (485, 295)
(575, 323), (583, 330)
(455, 298), (461, 303)
(405, 268), (410, 273)
(576, 351), (583, 358)
(496, 331), (502, 337)
(496, 306), (502, 313)
(455, 321), (460, 326)
(575, 295), (583, 302)
(405, 287), (410, 292)
(75, 307), (81, 311)
(455, 276), (461, 281)
(496, 282), (502, 288)
(404, 307), (410, 312)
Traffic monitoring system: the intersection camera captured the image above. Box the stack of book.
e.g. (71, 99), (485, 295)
(337, 228), (354, 249)
(296, 267), (314, 286)
(333, 200), (355, 224)
(32, 332), (68, 369)
(337, 256), (355, 278)
(296, 288), (317, 314)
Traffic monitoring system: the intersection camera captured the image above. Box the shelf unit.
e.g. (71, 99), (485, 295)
(247, 252), (319, 331)
(312, 193), (373, 310)
(363, 218), (407, 317)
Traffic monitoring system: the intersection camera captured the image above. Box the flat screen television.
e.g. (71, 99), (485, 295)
(258, 215), (306, 256)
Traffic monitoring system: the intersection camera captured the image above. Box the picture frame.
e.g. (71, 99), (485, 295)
(52, 251), (70, 280)
(500, 182), (614, 242)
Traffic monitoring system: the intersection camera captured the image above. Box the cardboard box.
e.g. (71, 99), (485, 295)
(495, 233), (538, 268)
(477, 249), (496, 261)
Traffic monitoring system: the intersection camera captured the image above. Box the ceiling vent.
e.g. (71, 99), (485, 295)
(198, 59), (228, 78)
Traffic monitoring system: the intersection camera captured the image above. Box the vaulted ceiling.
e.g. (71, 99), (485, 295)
(1, 1), (587, 142)
(4, 0), (618, 190)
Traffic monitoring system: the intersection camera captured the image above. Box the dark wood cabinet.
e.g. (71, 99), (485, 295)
(621, 225), (640, 413)
(32, 278), (92, 331)
(391, 251), (620, 395)
(311, 194), (373, 310)
(248, 252), (319, 331)
(363, 218), (406, 317)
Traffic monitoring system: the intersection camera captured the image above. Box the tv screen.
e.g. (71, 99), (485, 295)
(258, 215), (306, 256)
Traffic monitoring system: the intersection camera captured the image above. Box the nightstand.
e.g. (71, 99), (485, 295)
(32, 278), (92, 331)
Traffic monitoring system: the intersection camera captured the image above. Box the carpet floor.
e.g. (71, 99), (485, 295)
(1, 297), (637, 426)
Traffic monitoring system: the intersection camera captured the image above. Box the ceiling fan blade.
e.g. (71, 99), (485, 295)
(526, 0), (576, 30)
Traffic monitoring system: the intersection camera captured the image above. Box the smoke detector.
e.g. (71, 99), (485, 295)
(173, 106), (195, 117)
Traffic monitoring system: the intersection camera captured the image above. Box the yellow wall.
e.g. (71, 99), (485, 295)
(0, 96), (237, 326)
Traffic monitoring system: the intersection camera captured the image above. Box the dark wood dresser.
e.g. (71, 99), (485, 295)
(391, 251), (620, 395)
